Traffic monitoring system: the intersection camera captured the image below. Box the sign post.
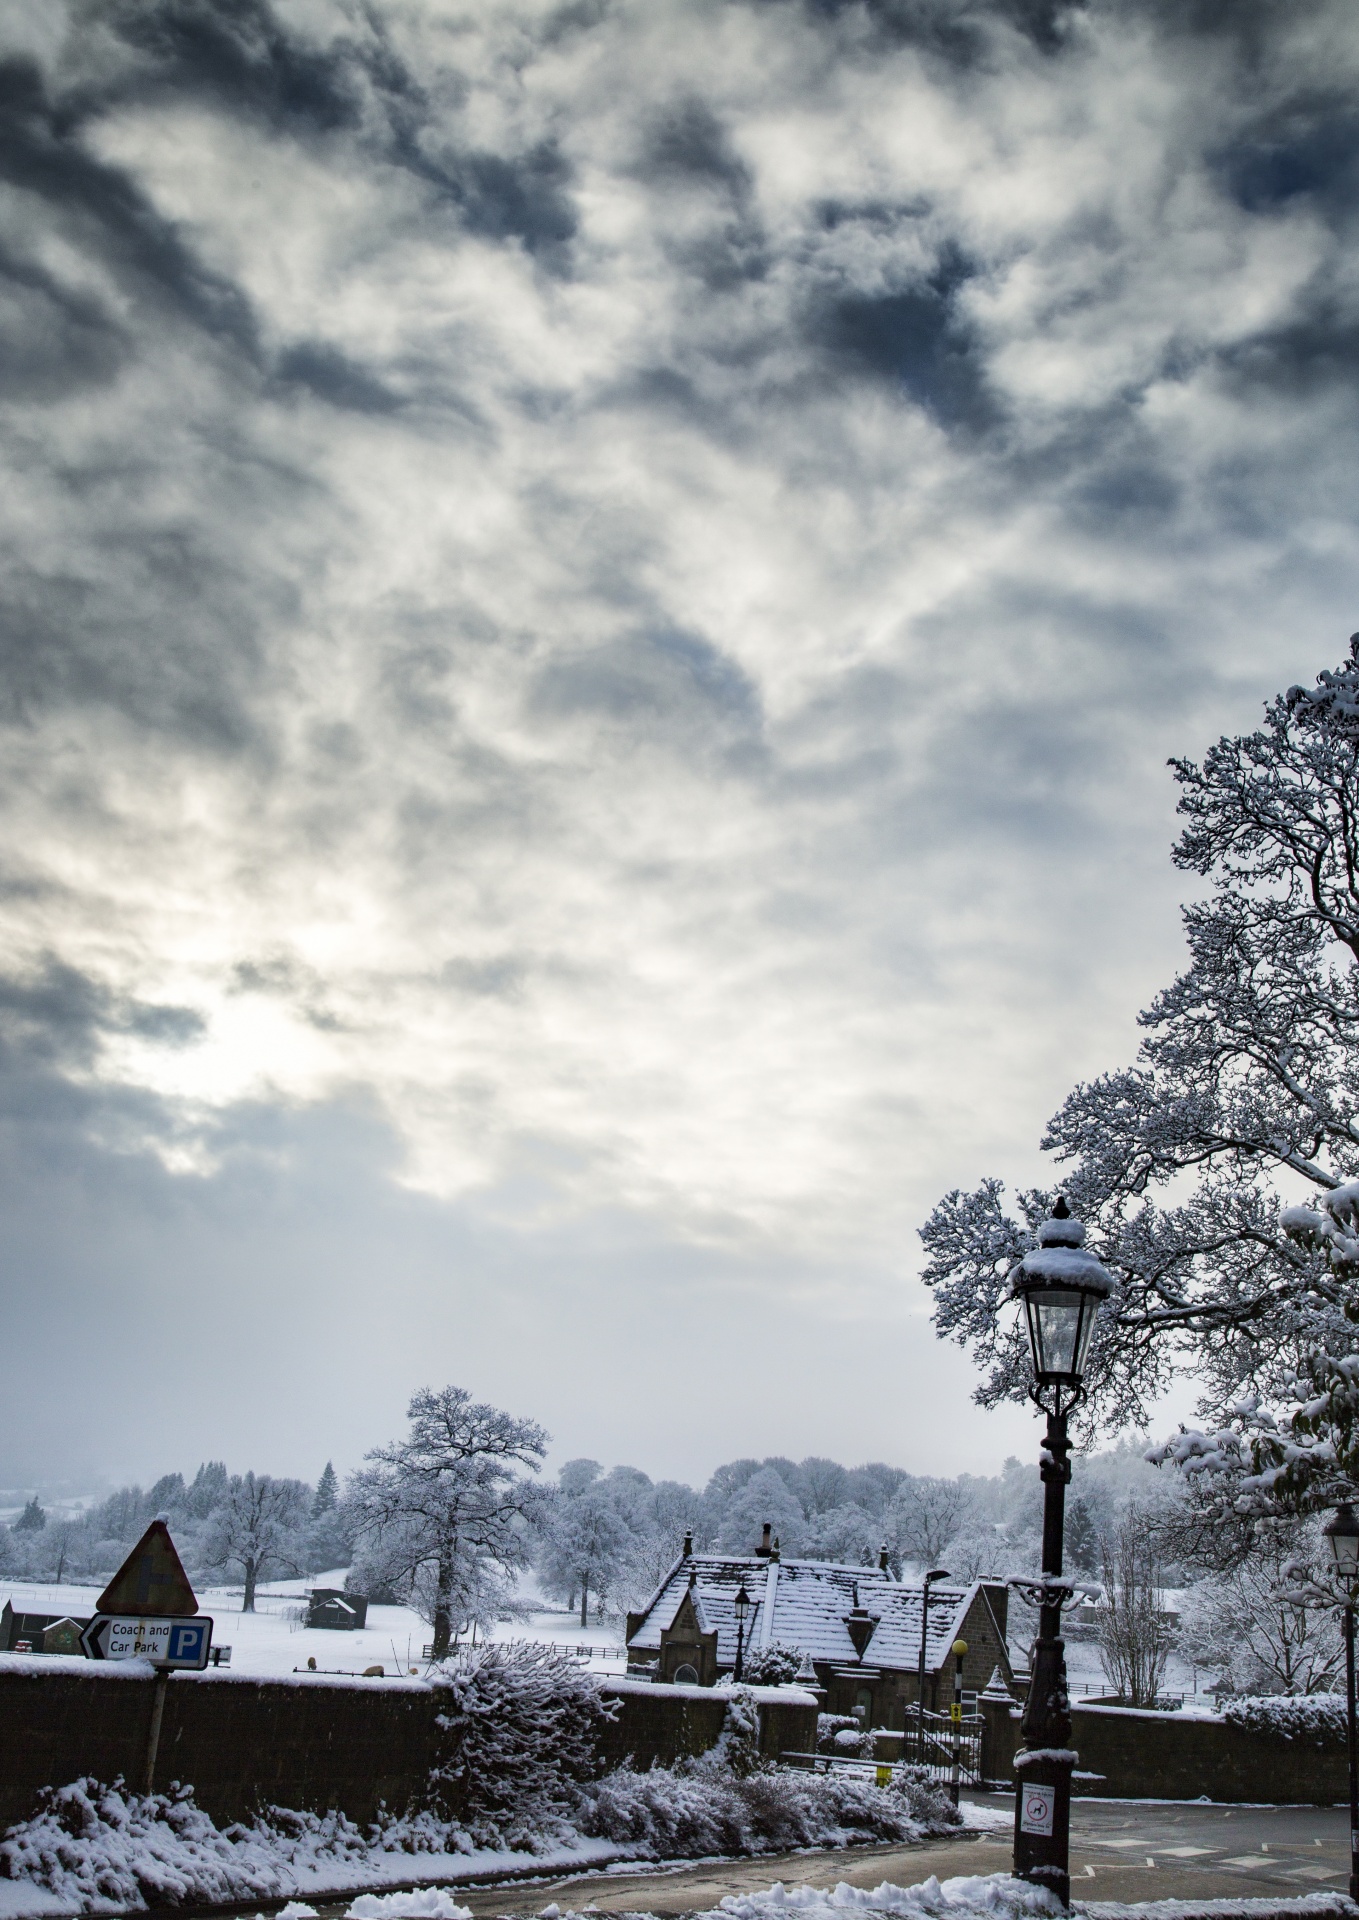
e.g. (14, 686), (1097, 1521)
(81, 1520), (210, 1793)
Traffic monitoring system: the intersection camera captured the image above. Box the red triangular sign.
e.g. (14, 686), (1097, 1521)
(96, 1520), (198, 1616)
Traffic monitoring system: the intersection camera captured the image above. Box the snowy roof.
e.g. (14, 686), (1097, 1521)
(627, 1554), (988, 1675)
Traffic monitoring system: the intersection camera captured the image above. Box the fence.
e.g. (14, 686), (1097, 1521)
(901, 1707), (984, 1786)
(420, 1639), (627, 1662)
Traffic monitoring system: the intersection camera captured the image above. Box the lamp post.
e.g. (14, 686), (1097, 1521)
(916, 1566), (951, 1766)
(1324, 1503), (1359, 1901)
(950, 1636), (968, 1807)
(733, 1581), (752, 1682)
(1009, 1197), (1111, 1911)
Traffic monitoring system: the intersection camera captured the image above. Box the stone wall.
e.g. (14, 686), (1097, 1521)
(0, 1657), (819, 1831)
(979, 1692), (1348, 1804)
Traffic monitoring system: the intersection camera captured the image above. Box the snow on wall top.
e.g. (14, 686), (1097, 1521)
(627, 1556), (982, 1674)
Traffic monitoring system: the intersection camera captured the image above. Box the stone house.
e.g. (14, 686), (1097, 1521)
(625, 1530), (1013, 1730)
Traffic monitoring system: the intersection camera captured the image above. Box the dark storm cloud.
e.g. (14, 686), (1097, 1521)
(813, 242), (994, 429)
(0, 55), (257, 352)
(793, 0), (1079, 60)
(273, 339), (402, 413)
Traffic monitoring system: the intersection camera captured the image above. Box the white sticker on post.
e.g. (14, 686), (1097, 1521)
(1020, 1784), (1056, 1837)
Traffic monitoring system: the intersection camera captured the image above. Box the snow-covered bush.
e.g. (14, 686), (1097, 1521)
(1222, 1693), (1347, 1744)
(0, 1778), (514, 1913)
(699, 1685), (763, 1779)
(0, 1779), (289, 1911)
(817, 1713), (861, 1754)
(888, 1764), (962, 1831)
(429, 1640), (616, 1840)
(740, 1643), (805, 1687)
(576, 1763), (941, 1858)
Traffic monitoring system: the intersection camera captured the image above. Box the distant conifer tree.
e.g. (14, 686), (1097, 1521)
(313, 1461), (338, 1517)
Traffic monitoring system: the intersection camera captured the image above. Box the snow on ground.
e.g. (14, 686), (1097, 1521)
(0, 1578), (624, 1680)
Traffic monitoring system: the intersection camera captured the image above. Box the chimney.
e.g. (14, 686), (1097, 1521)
(878, 1543), (891, 1572)
(756, 1522), (772, 1558)
(683, 1530), (693, 1558)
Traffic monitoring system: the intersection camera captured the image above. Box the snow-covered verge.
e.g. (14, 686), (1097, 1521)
(709, 1876), (1063, 1919)
(0, 1765), (967, 1917)
(0, 1779), (623, 1917)
(558, 1878), (1354, 1920)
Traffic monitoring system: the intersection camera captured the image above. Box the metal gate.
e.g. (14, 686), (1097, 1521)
(903, 1707), (984, 1787)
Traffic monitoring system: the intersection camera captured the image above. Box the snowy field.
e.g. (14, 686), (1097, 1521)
(1, 1575), (1223, 1706)
(0, 1576), (624, 1679)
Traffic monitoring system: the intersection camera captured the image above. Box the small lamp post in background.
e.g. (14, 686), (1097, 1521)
(916, 1566), (951, 1766)
(1324, 1503), (1359, 1901)
(950, 1636), (968, 1806)
(1009, 1197), (1112, 1911)
(733, 1581), (752, 1682)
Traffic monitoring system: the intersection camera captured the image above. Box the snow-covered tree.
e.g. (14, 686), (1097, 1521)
(1177, 1518), (1343, 1696)
(715, 1466), (805, 1555)
(884, 1477), (973, 1571)
(348, 1384), (547, 1658)
(13, 1497), (45, 1533)
(801, 1503), (879, 1566)
(184, 1462), (228, 1520)
(200, 1473), (311, 1610)
(312, 1462), (338, 1516)
(1095, 1509), (1173, 1707)
(801, 1457), (850, 1515)
(539, 1490), (634, 1625)
(922, 637), (1359, 1482)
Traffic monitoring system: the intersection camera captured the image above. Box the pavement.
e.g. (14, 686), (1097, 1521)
(450, 1797), (1359, 1915)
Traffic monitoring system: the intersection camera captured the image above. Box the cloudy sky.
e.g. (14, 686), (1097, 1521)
(1, 0), (1356, 1492)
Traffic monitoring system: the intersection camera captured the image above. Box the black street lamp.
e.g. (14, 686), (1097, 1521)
(1009, 1197), (1111, 1911)
(916, 1566), (951, 1766)
(733, 1581), (752, 1682)
(1325, 1503), (1359, 1902)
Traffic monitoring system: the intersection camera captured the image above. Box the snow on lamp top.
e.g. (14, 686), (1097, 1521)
(1012, 1197), (1111, 1389)
(1014, 1198), (1112, 1296)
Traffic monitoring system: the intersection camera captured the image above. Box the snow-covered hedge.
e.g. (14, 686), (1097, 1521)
(577, 1762), (957, 1860)
(430, 1641), (616, 1841)
(0, 1778), (463, 1912)
(1221, 1693), (1347, 1744)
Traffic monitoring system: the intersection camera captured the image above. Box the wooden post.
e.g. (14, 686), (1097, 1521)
(144, 1669), (169, 1795)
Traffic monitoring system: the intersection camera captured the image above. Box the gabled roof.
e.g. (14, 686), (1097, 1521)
(664, 1579), (715, 1637)
(627, 1552), (988, 1675)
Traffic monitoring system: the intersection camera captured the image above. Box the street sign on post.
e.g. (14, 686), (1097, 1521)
(80, 1615), (213, 1670)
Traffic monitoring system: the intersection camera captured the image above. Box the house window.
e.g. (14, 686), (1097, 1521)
(855, 1686), (873, 1725)
(674, 1663), (699, 1684)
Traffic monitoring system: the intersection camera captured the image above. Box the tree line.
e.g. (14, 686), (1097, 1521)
(3, 1382), (1341, 1695)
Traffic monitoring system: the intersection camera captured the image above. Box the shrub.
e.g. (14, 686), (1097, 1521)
(889, 1763), (962, 1830)
(1221, 1694), (1347, 1744)
(817, 1712), (861, 1754)
(576, 1764), (939, 1858)
(429, 1641), (616, 1841)
(740, 1643), (804, 1686)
